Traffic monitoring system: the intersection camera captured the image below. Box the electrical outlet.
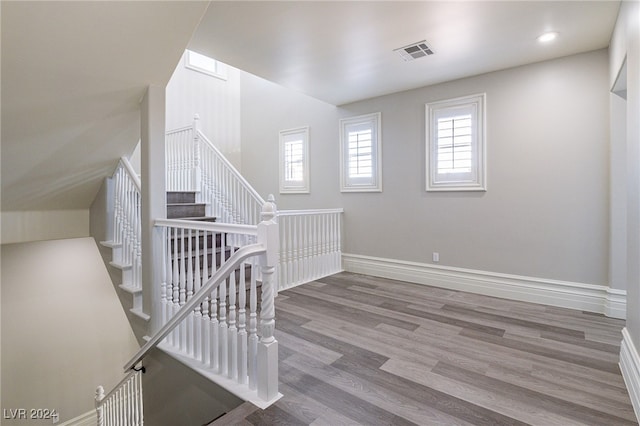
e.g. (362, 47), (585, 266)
(432, 252), (439, 262)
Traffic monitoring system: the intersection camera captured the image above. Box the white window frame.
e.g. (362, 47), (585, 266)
(339, 112), (382, 192)
(426, 93), (486, 191)
(279, 126), (310, 194)
(184, 50), (228, 81)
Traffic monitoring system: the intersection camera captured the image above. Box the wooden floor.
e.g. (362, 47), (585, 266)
(214, 272), (638, 426)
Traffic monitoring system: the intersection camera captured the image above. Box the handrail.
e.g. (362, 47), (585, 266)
(154, 218), (258, 236)
(166, 124), (192, 136)
(278, 208), (345, 216)
(120, 156), (141, 191)
(99, 368), (139, 405)
(198, 130), (265, 206)
(123, 243), (266, 371)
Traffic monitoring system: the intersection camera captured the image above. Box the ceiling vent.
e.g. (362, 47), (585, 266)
(394, 40), (434, 61)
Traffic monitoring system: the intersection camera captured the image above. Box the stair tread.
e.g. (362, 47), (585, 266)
(170, 216), (217, 222)
(110, 260), (132, 270)
(119, 283), (142, 294)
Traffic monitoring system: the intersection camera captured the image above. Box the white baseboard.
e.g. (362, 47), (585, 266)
(59, 409), (96, 426)
(620, 328), (640, 423)
(342, 253), (626, 319)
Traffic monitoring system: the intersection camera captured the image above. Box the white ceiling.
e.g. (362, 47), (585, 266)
(189, 1), (620, 106)
(0, 1), (621, 212)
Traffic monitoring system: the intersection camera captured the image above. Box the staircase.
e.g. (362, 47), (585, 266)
(96, 119), (344, 424)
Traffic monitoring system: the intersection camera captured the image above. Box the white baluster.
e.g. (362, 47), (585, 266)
(135, 195), (142, 289)
(219, 266), (228, 376)
(95, 386), (105, 426)
(248, 258), (258, 390)
(137, 370), (143, 425)
(186, 229), (194, 356)
(194, 229), (202, 361)
(210, 285), (219, 372)
(179, 228), (187, 352)
(228, 244), (237, 380)
(237, 249), (248, 385)
(193, 114), (202, 193)
(201, 230), (210, 365)
(172, 227), (180, 346)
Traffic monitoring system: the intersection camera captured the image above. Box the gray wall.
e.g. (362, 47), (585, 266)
(241, 49), (610, 287)
(0, 238), (139, 424)
(610, 0), (640, 357)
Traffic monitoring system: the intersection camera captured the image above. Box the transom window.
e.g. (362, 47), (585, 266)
(184, 50), (228, 80)
(340, 112), (382, 192)
(426, 94), (486, 191)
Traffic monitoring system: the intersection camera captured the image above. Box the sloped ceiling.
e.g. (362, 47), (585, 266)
(189, 1), (620, 106)
(1, 1), (209, 211)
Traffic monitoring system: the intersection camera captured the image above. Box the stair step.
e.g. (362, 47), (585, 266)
(167, 203), (207, 219)
(130, 307), (151, 321)
(167, 191), (197, 204)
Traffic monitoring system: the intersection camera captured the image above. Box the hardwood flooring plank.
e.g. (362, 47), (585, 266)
(246, 404), (309, 426)
(277, 382), (363, 426)
(378, 301), (506, 336)
(530, 364), (631, 397)
(441, 303), (586, 338)
(476, 303), (624, 335)
(288, 284), (464, 337)
(284, 353), (475, 426)
(432, 361), (638, 426)
(373, 322), (533, 374)
(302, 318), (486, 373)
(380, 358), (589, 426)
(275, 329), (343, 365)
(308, 278), (445, 310)
(483, 363), (638, 421)
(459, 328), (621, 374)
(502, 331), (620, 363)
(280, 361), (421, 426)
(276, 309), (312, 326)
(276, 310), (390, 369)
(331, 354), (528, 426)
(282, 290), (420, 331)
(539, 330), (621, 354)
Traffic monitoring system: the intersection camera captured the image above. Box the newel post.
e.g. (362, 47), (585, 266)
(95, 386), (105, 426)
(192, 114), (202, 193)
(257, 195), (279, 402)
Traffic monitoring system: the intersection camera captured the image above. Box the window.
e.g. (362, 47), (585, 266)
(184, 50), (228, 80)
(426, 94), (486, 191)
(340, 112), (382, 192)
(279, 127), (309, 193)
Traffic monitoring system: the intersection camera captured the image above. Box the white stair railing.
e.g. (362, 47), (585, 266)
(122, 199), (280, 407)
(95, 369), (144, 426)
(166, 116), (344, 290)
(109, 157), (142, 292)
(166, 115), (264, 225)
(278, 208), (343, 290)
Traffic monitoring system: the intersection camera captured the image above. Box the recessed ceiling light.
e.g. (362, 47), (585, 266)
(537, 32), (559, 43)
